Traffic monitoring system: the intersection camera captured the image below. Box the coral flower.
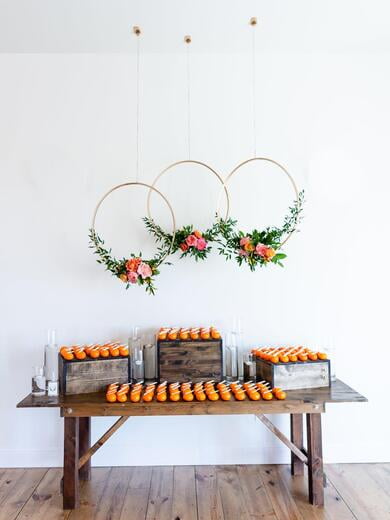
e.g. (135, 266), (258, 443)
(127, 271), (138, 284)
(186, 234), (198, 247)
(244, 242), (255, 252)
(194, 230), (202, 239)
(263, 247), (276, 261)
(196, 238), (207, 250)
(240, 236), (250, 247)
(239, 249), (249, 257)
(180, 242), (189, 252)
(126, 257), (141, 272)
(137, 262), (153, 279)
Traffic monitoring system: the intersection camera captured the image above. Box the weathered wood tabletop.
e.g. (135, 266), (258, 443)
(16, 378), (367, 510)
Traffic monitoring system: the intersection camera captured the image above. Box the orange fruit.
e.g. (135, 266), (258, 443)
(270, 355), (279, 364)
(279, 354), (289, 363)
(248, 390), (261, 401)
(234, 391), (246, 401)
(106, 393), (117, 403)
(261, 391), (273, 401)
(119, 346), (129, 356)
(157, 392), (167, 402)
(288, 354), (298, 362)
(130, 392), (141, 403)
(110, 346), (120, 357)
(89, 348), (100, 359)
(117, 392), (128, 403)
(170, 392), (180, 402)
(99, 347), (109, 358)
(143, 392), (154, 402)
(200, 330), (210, 340)
(275, 390), (286, 400)
(182, 392), (194, 402)
(210, 329), (221, 339)
(308, 352), (318, 361)
(195, 391), (206, 401)
(298, 353), (308, 361)
(220, 391), (231, 401)
(62, 350), (74, 361)
(317, 352), (327, 360)
(168, 329), (178, 340)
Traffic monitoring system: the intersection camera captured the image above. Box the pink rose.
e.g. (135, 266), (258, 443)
(255, 243), (268, 257)
(127, 271), (138, 284)
(137, 262), (153, 279)
(239, 249), (249, 257)
(240, 236), (250, 247)
(186, 234), (198, 247)
(196, 238), (207, 251)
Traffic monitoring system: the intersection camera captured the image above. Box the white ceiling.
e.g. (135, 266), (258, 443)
(0, 0), (389, 53)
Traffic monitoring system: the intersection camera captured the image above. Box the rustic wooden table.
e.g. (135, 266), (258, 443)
(16, 378), (366, 510)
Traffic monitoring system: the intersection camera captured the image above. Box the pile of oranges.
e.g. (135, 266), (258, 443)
(105, 380), (287, 403)
(157, 327), (221, 341)
(60, 342), (129, 361)
(252, 346), (328, 364)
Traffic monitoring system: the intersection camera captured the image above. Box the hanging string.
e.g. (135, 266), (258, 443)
(250, 17), (258, 158)
(133, 26), (141, 182)
(185, 35), (192, 160)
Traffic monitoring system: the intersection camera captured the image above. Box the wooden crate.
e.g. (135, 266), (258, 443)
(157, 339), (223, 383)
(59, 354), (130, 395)
(256, 358), (331, 390)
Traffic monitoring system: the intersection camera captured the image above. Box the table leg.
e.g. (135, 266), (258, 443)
(290, 413), (304, 476)
(306, 413), (324, 506)
(63, 417), (80, 509)
(79, 417), (91, 481)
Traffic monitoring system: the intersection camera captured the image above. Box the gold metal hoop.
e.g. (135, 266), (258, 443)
(92, 182), (176, 265)
(146, 160), (230, 228)
(220, 157), (300, 248)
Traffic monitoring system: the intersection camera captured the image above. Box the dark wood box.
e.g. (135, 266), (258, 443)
(256, 358), (331, 390)
(59, 354), (130, 395)
(157, 339), (223, 383)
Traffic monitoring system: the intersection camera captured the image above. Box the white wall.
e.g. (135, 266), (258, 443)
(1, 48), (390, 467)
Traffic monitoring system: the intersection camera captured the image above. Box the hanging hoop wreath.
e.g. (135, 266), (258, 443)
(144, 160), (230, 261)
(89, 182), (176, 294)
(216, 157), (304, 271)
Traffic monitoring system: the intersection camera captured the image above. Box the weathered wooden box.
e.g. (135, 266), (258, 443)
(59, 355), (130, 395)
(256, 358), (331, 390)
(157, 339), (223, 383)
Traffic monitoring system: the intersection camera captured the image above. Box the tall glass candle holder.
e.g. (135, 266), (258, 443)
(224, 333), (238, 381)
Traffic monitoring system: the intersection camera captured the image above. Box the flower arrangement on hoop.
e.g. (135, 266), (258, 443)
(89, 229), (168, 295)
(143, 218), (220, 261)
(216, 191), (305, 271)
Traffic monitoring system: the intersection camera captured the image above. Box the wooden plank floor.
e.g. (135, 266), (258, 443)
(0, 464), (389, 520)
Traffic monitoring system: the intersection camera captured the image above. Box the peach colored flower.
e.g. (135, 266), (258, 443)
(244, 242), (255, 252)
(196, 238), (207, 250)
(263, 247), (276, 261)
(239, 249), (248, 257)
(240, 236), (250, 247)
(186, 234), (198, 247)
(137, 262), (153, 279)
(255, 243), (268, 257)
(180, 242), (189, 252)
(127, 271), (138, 283)
(256, 243), (275, 260)
(126, 257), (141, 272)
(119, 273), (128, 283)
(194, 230), (202, 239)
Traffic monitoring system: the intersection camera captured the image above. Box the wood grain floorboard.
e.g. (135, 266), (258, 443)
(279, 465), (358, 520)
(172, 466), (197, 520)
(216, 465), (250, 520)
(258, 465), (303, 520)
(119, 466), (153, 520)
(145, 466), (174, 520)
(15, 468), (69, 520)
(68, 467), (112, 520)
(195, 466), (224, 520)
(92, 467), (132, 520)
(4, 464), (390, 520)
(0, 468), (47, 520)
(327, 464), (390, 520)
(236, 464), (277, 519)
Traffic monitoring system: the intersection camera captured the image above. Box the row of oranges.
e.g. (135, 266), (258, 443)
(252, 346), (328, 364)
(105, 380), (287, 403)
(157, 327), (221, 341)
(60, 342), (129, 361)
